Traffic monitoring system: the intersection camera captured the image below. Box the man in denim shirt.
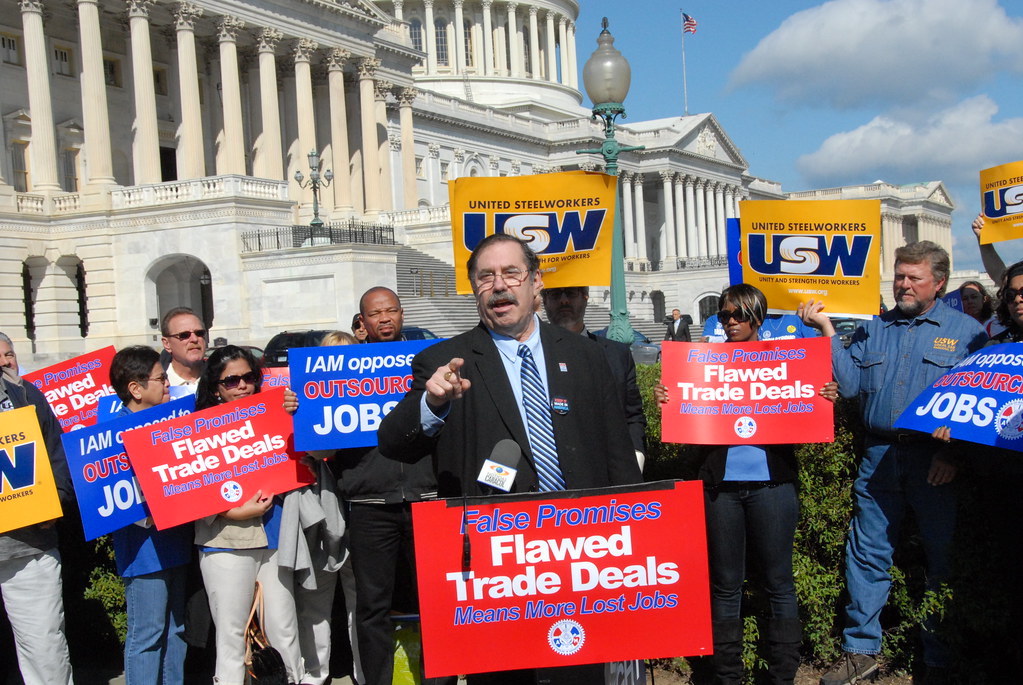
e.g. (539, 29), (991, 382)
(800, 241), (987, 685)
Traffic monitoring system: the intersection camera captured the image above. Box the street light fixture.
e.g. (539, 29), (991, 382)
(577, 18), (644, 345)
(294, 149), (334, 229)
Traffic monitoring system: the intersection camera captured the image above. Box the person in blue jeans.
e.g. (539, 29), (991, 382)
(109, 345), (194, 684)
(800, 241), (988, 685)
(658, 284), (837, 684)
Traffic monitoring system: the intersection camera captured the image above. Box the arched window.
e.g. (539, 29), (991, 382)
(409, 18), (423, 53)
(435, 18), (449, 66)
(463, 20), (474, 67)
(698, 295), (718, 325)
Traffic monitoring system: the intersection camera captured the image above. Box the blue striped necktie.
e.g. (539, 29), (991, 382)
(517, 344), (565, 491)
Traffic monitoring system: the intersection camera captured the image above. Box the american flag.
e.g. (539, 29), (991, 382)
(682, 13), (698, 34)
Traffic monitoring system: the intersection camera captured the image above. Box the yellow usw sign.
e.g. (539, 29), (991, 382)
(0, 406), (63, 534)
(450, 171), (617, 294)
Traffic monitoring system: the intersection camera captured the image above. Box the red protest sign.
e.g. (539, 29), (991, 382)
(661, 338), (834, 445)
(122, 388), (313, 529)
(412, 482), (711, 677)
(24, 346), (117, 432)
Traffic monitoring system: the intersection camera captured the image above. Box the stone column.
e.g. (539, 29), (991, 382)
(634, 175), (647, 262)
(705, 182), (719, 255)
(494, 14), (507, 75)
(357, 58), (381, 217)
(423, 0), (437, 74)
(714, 182), (727, 254)
(660, 170), (676, 261)
(398, 86), (418, 210)
(674, 173), (687, 258)
(174, 2), (205, 179)
(20, 0), (60, 191)
(254, 28), (284, 180)
(545, 11), (557, 83)
(392, 0), (404, 20)
(695, 179), (708, 257)
(506, 3), (520, 77)
(426, 143), (440, 205)
(326, 48), (352, 212)
(725, 185), (736, 219)
(558, 17), (569, 85)
(881, 212), (902, 281)
(481, 0), (495, 76)
(621, 172), (635, 260)
(217, 16), (246, 175)
(528, 7), (540, 79)
(566, 21), (577, 88)
(453, 0), (466, 74)
(78, 0), (114, 185)
(374, 80), (393, 211)
(292, 39), (319, 202)
(684, 176), (698, 258)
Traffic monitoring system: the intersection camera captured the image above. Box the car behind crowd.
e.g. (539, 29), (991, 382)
(593, 327), (662, 365)
(262, 327), (438, 367)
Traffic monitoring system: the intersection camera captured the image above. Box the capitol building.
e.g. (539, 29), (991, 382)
(0, 0), (957, 364)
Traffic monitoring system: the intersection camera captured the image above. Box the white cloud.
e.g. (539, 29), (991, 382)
(730, 0), (1023, 108)
(796, 95), (1023, 187)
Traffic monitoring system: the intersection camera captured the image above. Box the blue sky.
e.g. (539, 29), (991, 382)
(576, 0), (1023, 273)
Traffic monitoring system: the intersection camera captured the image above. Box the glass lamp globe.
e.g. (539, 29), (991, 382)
(582, 18), (631, 106)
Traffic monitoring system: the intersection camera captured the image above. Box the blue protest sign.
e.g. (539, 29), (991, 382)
(95, 394), (123, 423)
(289, 339), (440, 451)
(61, 395), (195, 540)
(894, 343), (1023, 451)
(727, 218), (742, 286)
(942, 290), (964, 313)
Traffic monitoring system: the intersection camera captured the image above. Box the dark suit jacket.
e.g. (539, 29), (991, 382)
(586, 332), (646, 455)
(378, 321), (642, 497)
(664, 317), (692, 342)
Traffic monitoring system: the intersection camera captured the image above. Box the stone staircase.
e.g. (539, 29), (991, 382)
(395, 246), (671, 342)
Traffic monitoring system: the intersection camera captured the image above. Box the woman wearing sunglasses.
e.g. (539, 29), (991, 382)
(657, 284), (836, 685)
(193, 345), (304, 685)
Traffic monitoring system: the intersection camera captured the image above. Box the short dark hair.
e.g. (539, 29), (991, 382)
(161, 307), (200, 336)
(110, 345), (161, 404)
(358, 287), (401, 315)
(719, 284), (767, 330)
(996, 260), (1023, 330)
(196, 345), (262, 410)
(894, 241), (950, 296)
(466, 234), (540, 282)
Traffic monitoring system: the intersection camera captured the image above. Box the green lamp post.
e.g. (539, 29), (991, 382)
(577, 18), (644, 344)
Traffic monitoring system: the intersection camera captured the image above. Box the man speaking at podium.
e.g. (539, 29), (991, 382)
(379, 234), (642, 683)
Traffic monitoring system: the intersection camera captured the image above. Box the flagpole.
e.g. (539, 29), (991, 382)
(680, 9), (689, 115)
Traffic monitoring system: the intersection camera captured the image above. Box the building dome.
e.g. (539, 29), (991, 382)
(376, 1), (584, 118)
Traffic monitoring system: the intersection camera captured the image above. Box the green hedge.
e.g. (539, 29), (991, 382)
(57, 364), (1018, 680)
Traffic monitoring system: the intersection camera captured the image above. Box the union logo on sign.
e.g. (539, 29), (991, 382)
(734, 416), (757, 439)
(995, 399), (1023, 440)
(547, 619), (585, 656)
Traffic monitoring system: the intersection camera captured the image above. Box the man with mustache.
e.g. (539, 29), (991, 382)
(379, 234), (641, 684)
(541, 286), (646, 468)
(799, 241), (987, 685)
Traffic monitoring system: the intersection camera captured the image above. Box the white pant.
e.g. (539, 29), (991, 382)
(0, 549), (74, 685)
(199, 549), (303, 685)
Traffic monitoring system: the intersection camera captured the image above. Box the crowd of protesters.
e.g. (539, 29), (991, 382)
(1, 221), (1020, 685)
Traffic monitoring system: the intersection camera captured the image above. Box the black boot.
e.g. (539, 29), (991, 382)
(711, 619), (744, 685)
(764, 617), (801, 685)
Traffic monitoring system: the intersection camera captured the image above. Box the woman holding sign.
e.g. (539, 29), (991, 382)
(656, 284), (836, 685)
(194, 346), (304, 685)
